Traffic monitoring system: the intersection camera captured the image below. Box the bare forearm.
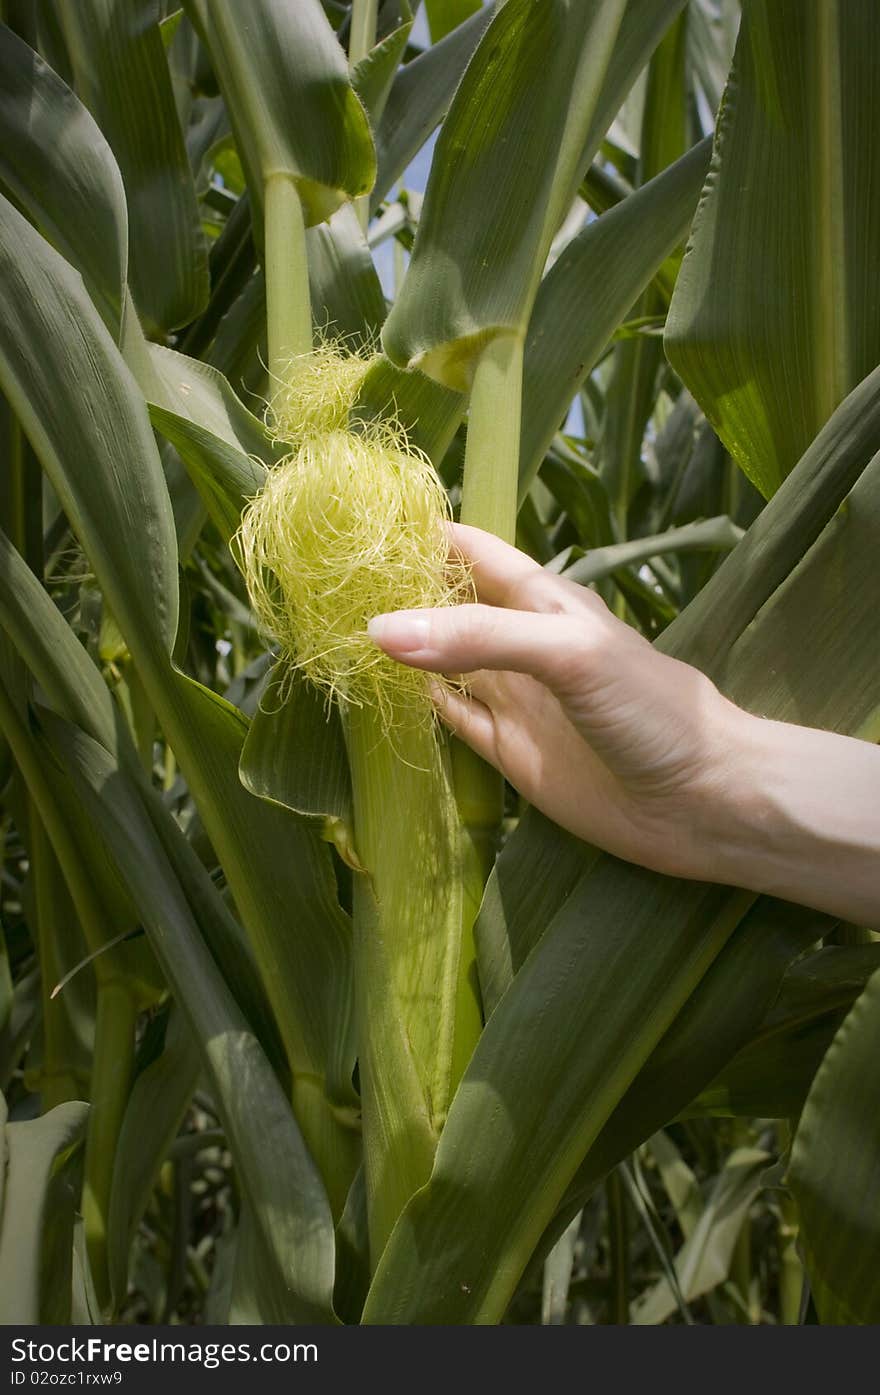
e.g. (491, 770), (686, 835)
(712, 712), (880, 927)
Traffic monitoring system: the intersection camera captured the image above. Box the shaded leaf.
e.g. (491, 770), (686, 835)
(666, 0), (880, 496)
(519, 137), (711, 495)
(632, 1147), (769, 1324)
(56, 0), (209, 333)
(241, 667), (351, 826)
(48, 717), (338, 1324)
(0, 1094), (88, 1323)
(383, 0), (631, 387)
(183, 0), (375, 227)
(790, 968), (880, 1324)
(0, 22), (127, 338)
(107, 1006), (201, 1307)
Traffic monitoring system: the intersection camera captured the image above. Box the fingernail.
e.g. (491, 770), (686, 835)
(367, 611), (431, 652)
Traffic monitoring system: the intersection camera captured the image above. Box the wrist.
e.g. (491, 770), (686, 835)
(702, 705), (789, 891)
(702, 704), (880, 925)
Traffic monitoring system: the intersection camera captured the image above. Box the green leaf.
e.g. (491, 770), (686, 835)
(0, 969), (40, 1096)
(334, 1166), (370, 1324)
(183, 0), (375, 226)
(691, 944), (880, 1121)
(539, 900), (830, 1256)
(146, 345), (272, 542)
(666, 0), (880, 496)
(383, 0), (631, 387)
(365, 873), (755, 1323)
(55, 0), (209, 334)
(352, 1), (412, 126)
(241, 667), (352, 826)
(519, 137), (711, 496)
(107, 1007), (201, 1307)
(599, 10), (688, 528)
(632, 1147), (770, 1325)
(0, 616), (162, 1008)
(424, 0), (481, 45)
(46, 717), (337, 1324)
(0, 1094), (89, 1324)
(353, 356), (464, 465)
(0, 21), (127, 338)
(0, 531), (118, 755)
(371, 6), (492, 210)
(0, 195), (179, 665)
(560, 515), (742, 587)
(789, 968), (880, 1324)
(309, 204), (388, 343)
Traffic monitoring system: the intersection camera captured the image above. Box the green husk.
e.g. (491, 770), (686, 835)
(236, 345), (482, 1261)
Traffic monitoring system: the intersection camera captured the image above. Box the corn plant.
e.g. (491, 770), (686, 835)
(0, 0), (879, 1326)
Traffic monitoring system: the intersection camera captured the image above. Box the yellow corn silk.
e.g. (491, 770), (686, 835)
(236, 345), (471, 731)
(235, 345), (482, 1262)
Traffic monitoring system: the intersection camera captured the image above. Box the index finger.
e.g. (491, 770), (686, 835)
(447, 522), (595, 617)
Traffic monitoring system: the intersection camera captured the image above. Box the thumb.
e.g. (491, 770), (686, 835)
(367, 603), (594, 690)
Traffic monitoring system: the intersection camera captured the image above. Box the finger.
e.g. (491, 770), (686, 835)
(368, 603), (595, 692)
(447, 523), (542, 606)
(447, 522), (600, 617)
(429, 684), (499, 766)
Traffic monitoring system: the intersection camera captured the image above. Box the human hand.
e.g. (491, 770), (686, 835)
(367, 523), (745, 882)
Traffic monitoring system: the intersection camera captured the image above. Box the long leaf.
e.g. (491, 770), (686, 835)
(599, 10), (688, 527)
(46, 716), (337, 1324)
(0, 22), (127, 338)
(424, 0), (481, 45)
(537, 900), (830, 1263)
(352, 1), (412, 126)
(789, 968), (880, 1324)
(183, 0), (375, 227)
(106, 1009), (203, 1309)
(55, 0), (209, 334)
(0, 1095), (88, 1324)
(632, 1147), (769, 1325)
(519, 136), (711, 496)
(0, 522), (287, 1067)
(666, 0), (880, 496)
(371, 6), (492, 210)
(692, 945), (880, 1120)
(382, 0), (630, 387)
(146, 345), (272, 542)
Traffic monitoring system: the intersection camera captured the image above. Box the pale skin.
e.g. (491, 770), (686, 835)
(368, 523), (880, 929)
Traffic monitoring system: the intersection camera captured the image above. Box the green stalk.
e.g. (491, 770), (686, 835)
(81, 977), (138, 1313)
(347, 706), (478, 1262)
(777, 1120), (804, 1324)
(730, 1120), (754, 1322)
(606, 1168), (630, 1324)
(30, 817), (82, 1110)
(461, 333), (524, 543)
(455, 330), (526, 924)
(264, 172), (313, 384)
